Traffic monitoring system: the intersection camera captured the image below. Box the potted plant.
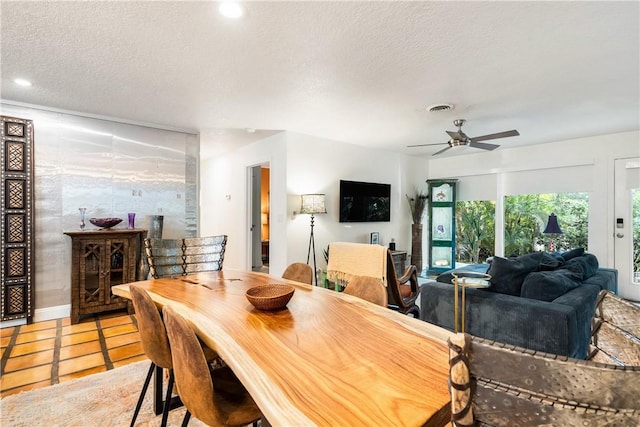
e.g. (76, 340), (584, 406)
(406, 188), (429, 274)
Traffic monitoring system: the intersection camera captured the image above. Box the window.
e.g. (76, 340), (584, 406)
(504, 193), (589, 256)
(455, 200), (495, 263)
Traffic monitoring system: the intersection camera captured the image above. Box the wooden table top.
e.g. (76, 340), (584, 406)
(113, 270), (452, 427)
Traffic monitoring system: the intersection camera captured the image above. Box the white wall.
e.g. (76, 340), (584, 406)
(427, 130), (640, 267)
(200, 132), (288, 274)
(285, 133), (425, 274)
(200, 132), (426, 277)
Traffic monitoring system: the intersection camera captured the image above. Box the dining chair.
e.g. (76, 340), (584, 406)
(385, 249), (420, 317)
(448, 333), (640, 427)
(145, 235), (227, 278)
(129, 285), (178, 427)
(162, 304), (262, 427)
(129, 286), (222, 427)
(282, 262), (313, 285)
(343, 276), (388, 306)
(588, 290), (640, 366)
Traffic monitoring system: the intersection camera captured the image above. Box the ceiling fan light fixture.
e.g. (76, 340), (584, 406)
(427, 103), (454, 112)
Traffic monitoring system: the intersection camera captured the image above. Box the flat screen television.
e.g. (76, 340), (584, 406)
(339, 180), (391, 222)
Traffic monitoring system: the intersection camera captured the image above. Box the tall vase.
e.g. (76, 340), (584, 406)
(411, 223), (423, 275)
(79, 208), (86, 230)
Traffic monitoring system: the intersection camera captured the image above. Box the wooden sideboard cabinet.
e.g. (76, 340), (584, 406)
(65, 229), (146, 324)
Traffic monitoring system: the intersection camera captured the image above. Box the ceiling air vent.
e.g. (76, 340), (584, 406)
(427, 103), (454, 112)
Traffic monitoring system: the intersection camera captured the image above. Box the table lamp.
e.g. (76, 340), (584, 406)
(543, 213), (563, 252)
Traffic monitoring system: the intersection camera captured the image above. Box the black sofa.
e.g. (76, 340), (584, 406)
(419, 251), (618, 359)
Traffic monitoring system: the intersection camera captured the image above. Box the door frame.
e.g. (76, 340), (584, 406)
(614, 157), (640, 301)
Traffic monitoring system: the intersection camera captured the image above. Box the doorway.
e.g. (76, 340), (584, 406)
(250, 164), (270, 272)
(614, 157), (640, 301)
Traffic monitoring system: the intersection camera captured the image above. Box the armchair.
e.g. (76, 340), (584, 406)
(385, 250), (420, 317)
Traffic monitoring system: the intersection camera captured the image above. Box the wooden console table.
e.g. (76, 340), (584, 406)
(65, 229), (146, 323)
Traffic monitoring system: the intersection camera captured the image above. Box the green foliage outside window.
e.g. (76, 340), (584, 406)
(455, 193), (589, 263)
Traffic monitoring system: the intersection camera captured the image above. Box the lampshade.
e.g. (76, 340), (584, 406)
(300, 194), (327, 215)
(543, 213), (563, 234)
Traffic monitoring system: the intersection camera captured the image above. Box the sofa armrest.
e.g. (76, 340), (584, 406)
(583, 268), (618, 294)
(420, 281), (594, 358)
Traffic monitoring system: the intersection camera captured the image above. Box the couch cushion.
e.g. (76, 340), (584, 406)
(539, 252), (564, 271)
(561, 247), (585, 262)
(487, 252), (543, 296)
(520, 269), (581, 302)
(560, 253), (599, 280)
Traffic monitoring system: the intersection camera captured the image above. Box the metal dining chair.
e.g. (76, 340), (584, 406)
(282, 262), (313, 285)
(163, 304), (262, 427)
(144, 235), (227, 278)
(343, 276), (388, 306)
(448, 332), (640, 427)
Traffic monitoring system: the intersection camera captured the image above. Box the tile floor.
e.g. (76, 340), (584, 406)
(0, 309), (146, 398)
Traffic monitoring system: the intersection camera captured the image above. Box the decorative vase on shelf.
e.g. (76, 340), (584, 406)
(79, 208), (86, 230)
(127, 212), (136, 229)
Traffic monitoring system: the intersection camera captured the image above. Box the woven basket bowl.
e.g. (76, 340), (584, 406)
(89, 217), (123, 229)
(246, 284), (295, 311)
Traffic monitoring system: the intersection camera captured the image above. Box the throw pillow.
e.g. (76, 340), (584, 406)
(539, 252), (564, 271)
(561, 253), (599, 280)
(487, 252), (543, 296)
(561, 247), (585, 262)
(520, 270), (581, 302)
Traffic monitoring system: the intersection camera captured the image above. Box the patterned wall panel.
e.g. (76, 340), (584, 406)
(1, 116), (34, 321)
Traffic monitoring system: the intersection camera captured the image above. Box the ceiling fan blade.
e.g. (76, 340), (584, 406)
(407, 142), (447, 147)
(471, 129), (519, 142)
(432, 146), (452, 156)
(446, 130), (464, 140)
(469, 141), (500, 151)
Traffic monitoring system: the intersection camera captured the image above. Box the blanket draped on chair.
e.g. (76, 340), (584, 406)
(326, 242), (388, 286)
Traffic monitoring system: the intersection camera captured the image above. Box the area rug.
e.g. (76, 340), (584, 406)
(0, 361), (206, 426)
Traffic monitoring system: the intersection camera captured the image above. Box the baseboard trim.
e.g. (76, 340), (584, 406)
(34, 304), (71, 322)
(0, 305), (70, 328)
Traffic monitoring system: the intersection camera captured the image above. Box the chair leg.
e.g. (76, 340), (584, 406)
(181, 410), (191, 427)
(130, 362), (156, 427)
(160, 370), (175, 427)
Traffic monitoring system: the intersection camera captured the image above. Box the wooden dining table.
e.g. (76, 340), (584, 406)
(112, 270), (452, 427)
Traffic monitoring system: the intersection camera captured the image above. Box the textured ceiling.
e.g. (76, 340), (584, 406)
(1, 1), (639, 158)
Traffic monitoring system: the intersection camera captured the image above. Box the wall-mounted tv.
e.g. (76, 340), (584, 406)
(339, 180), (391, 222)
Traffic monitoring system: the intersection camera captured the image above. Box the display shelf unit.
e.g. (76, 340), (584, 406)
(426, 179), (458, 276)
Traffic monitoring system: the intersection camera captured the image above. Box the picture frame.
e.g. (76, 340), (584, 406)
(370, 232), (380, 245)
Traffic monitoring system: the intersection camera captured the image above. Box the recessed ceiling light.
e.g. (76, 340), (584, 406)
(14, 78), (32, 87)
(219, 2), (244, 19)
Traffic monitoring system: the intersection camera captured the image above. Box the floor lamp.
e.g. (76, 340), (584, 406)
(300, 194), (327, 286)
(543, 213), (562, 252)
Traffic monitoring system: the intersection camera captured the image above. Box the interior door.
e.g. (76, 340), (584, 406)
(614, 157), (640, 301)
(250, 165), (262, 271)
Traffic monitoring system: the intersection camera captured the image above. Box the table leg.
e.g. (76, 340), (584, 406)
(461, 285), (466, 334)
(453, 278), (459, 333)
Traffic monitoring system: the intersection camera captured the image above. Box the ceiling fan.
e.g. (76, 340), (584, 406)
(409, 119), (520, 156)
